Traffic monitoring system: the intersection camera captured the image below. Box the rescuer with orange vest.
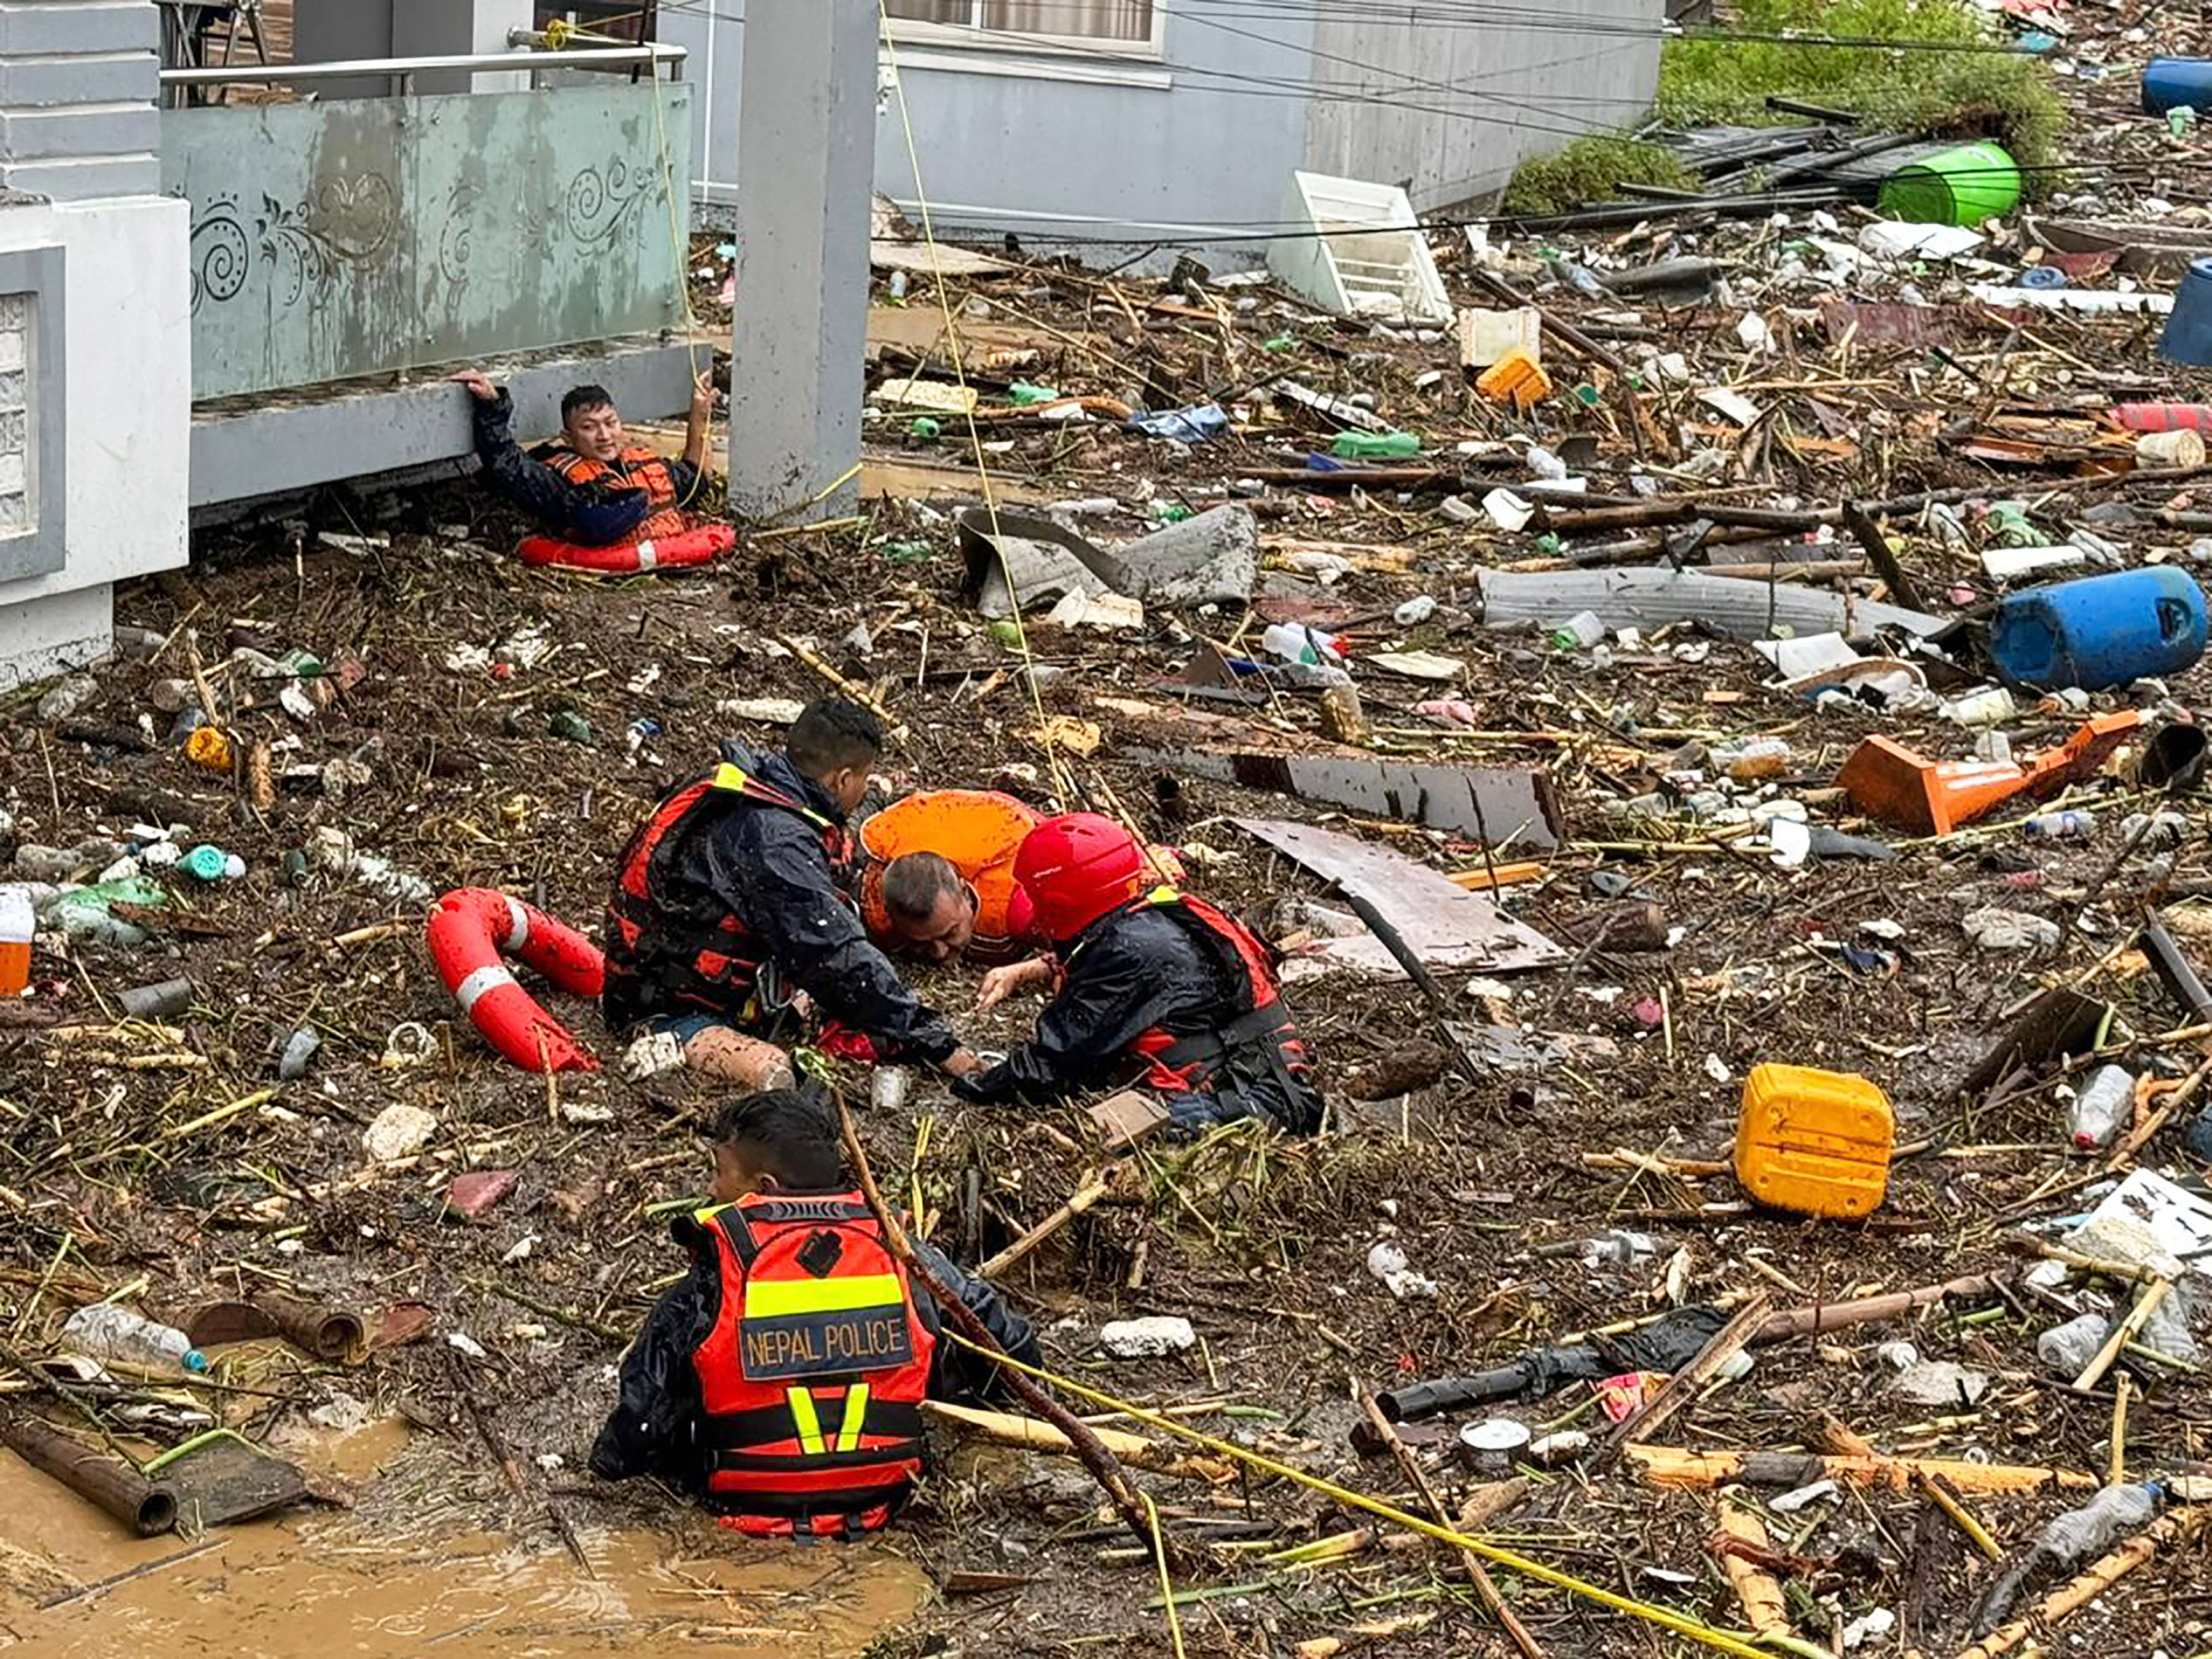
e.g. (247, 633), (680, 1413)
(602, 700), (982, 1090)
(453, 366), (714, 548)
(954, 814), (1324, 1135)
(590, 1088), (1037, 1536)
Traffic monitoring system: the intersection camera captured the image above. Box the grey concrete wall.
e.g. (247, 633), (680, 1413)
(659, 1), (1322, 265)
(1303, 0), (1667, 210)
(0, 0), (159, 199)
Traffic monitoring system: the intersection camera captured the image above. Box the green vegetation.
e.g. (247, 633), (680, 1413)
(1503, 137), (1700, 217)
(1502, 0), (2066, 214)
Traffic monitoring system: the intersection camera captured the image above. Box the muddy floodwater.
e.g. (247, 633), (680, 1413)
(0, 1421), (928, 1657)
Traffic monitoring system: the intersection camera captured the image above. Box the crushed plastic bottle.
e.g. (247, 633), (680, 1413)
(2039, 1482), (2160, 1563)
(1940, 686), (2018, 727)
(1330, 431), (1422, 460)
(62, 1304), (209, 1373)
(1394, 595), (1437, 626)
(1724, 737), (1792, 782)
(2025, 809), (2097, 841)
(2066, 1064), (2135, 1149)
(1549, 610), (1605, 651)
(1524, 444), (1569, 482)
(1260, 621), (1344, 665)
(2120, 810), (2189, 850)
(311, 828), (433, 907)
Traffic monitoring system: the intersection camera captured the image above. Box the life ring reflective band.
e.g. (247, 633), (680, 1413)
(517, 524), (735, 574)
(426, 887), (605, 1073)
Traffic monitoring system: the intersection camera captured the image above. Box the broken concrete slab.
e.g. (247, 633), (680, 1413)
(959, 508), (1131, 619)
(1231, 817), (1566, 978)
(1108, 697), (1563, 850)
(1473, 568), (1942, 644)
(1109, 505), (1258, 608)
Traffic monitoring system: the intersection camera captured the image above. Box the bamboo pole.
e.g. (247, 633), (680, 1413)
(1714, 1499), (1792, 1642)
(979, 1172), (1112, 1280)
(920, 1400), (1226, 1480)
(1628, 1445), (2098, 1494)
(2074, 1278), (2171, 1391)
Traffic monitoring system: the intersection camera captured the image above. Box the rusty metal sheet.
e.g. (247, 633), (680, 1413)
(1233, 817), (1566, 977)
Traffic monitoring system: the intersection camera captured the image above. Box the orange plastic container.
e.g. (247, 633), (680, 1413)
(0, 884), (31, 997)
(1475, 348), (1553, 411)
(1733, 1063), (1894, 1219)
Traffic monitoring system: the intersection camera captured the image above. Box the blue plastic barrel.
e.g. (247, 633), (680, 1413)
(2144, 57), (2212, 114)
(1990, 568), (2208, 692)
(2160, 258), (2212, 367)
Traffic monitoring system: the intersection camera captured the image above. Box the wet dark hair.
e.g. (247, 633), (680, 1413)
(787, 698), (884, 777)
(882, 850), (963, 928)
(560, 383), (616, 423)
(708, 1088), (844, 1189)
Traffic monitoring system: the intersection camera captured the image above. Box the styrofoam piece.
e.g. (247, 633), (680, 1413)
(1969, 284), (2174, 315)
(1269, 171), (1451, 326)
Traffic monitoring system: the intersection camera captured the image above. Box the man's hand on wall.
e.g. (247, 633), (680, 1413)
(450, 369), (498, 402)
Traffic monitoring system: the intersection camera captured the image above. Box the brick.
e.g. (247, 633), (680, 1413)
(0, 410), (25, 452)
(0, 491), (29, 531)
(0, 330), (25, 373)
(0, 371), (24, 413)
(0, 295), (26, 332)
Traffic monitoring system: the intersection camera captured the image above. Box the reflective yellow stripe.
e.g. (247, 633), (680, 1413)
(836, 1383), (870, 1453)
(743, 1273), (905, 1318)
(1144, 885), (1180, 906)
(710, 763), (749, 792)
(786, 1387), (826, 1456)
(692, 1201), (733, 1225)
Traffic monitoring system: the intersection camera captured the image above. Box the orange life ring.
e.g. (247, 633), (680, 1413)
(517, 524), (735, 574)
(427, 888), (605, 1073)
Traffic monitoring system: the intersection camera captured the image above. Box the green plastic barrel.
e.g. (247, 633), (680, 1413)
(1878, 142), (2020, 227)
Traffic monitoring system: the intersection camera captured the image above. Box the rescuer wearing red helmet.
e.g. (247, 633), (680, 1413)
(955, 814), (1322, 1134)
(590, 1088), (1036, 1537)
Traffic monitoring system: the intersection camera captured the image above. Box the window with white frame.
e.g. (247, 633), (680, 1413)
(884, 1), (1163, 56)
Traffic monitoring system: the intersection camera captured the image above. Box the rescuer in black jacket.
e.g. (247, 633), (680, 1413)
(603, 700), (981, 1090)
(952, 814), (1322, 1135)
(590, 1089), (1038, 1518)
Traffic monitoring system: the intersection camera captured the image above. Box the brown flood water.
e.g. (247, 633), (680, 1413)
(0, 1422), (928, 1657)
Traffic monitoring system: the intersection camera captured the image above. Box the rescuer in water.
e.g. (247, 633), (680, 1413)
(453, 366), (715, 548)
(954, 814), (1323, 1135)
(589, 1088), (1037, 1536)
(602, 699), (981, 1089)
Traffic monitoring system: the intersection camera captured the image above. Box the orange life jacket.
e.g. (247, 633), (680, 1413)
(542, 444), (689, 545)
(604, 760), (852, 1029)
(1072, 887), (1312, 1096)
(857, 790), (1042, 961)
(683, 1194), (935, 1537)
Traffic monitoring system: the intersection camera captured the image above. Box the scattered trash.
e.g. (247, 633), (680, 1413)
(1098, 1316), (1197, 1358)
(363, 1102), (437, 1163)
(1365, 1239), (1440, 1300)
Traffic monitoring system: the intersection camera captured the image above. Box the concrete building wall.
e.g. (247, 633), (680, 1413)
(1303, 0), (1666, 210)
(660, 1), (1322, 262)
(0, 192), (190, 689)
(0, 0), (160, 199)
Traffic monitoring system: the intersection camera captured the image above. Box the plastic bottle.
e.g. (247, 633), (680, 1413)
(1524, 444), (1569, 482)
(1579, 1229), (1657, 1265)
(61, 1304), (209, 1373)
(1260, 621), (1344, 665)
(2036, 1311), (2108, 1373)
(1008, 381), (1060, 407)
(2038, 1483), (2160, 1563)
(0, 884), (30, 996)
(179, 844), (246, 882)
(1330, 431), (1422, 460)
(2025, 809), (2097, 840)
(1394, 595), (1437, 626)
(2066, 1064), (2135, 1148)
(1726, 738), (1792, 782)
(1550, 610), (1605, 651)
(1940, 686), (2018, 727)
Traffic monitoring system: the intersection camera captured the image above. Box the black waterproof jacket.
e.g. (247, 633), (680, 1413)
(470, 389), (700, 546)
(951, 904), (1320, 1132)
(602, 741), (962, 1064)
(589, 1212), (1038, 1490)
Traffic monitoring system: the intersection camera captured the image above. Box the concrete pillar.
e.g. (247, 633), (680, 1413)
(728, 0), (875, 524)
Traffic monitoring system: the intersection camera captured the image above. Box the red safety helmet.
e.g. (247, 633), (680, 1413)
(1014, 813), (1148, 944)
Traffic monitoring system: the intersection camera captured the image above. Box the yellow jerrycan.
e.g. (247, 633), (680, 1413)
(1733, 1063), (1893, 1219)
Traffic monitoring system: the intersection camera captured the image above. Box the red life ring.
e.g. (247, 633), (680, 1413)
(517, 524), (735, 574)
(426, 888), (605, 1073)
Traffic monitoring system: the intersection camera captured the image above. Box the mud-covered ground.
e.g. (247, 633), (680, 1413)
(14, 45), (2212, 1645)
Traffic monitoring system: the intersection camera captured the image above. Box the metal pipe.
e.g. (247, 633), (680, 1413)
(0, 1414), (176, 1537)
(253, 1293), (366, 1366)
(159, 43), (684, 88)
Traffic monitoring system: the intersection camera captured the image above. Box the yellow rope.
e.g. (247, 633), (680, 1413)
(1142, 1491), (1188, 1658)
(951, 1334), (1771, 1659)
(876, 0), (1070, 807)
